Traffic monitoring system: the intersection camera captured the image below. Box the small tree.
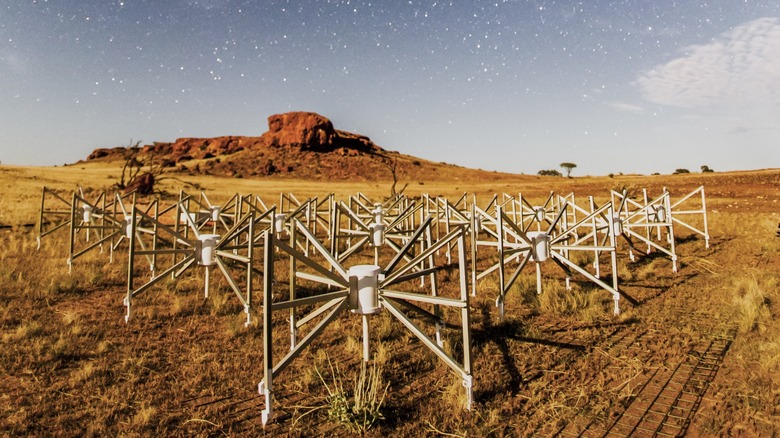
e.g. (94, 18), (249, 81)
(117, 140), (143, 189)
(673, 168), (690, 174)
(380, 155), (408, 198)
(537, 169), (562, 177)
(560, 162), (577, 178)
(116, 139), (165, 195)
(701, 165), (714, 173)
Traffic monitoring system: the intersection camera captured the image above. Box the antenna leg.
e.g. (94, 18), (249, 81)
(362, 314), (371, 362)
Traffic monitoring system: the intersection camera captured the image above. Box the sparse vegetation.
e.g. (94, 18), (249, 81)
(537, 280), (588, 315)
(116, 139), (166, 195)
(0, 164), (778, 436)
(117, 139), (144, 189)
(379, 154), (409, 198)
(731, 275), (772, 334)
(314, 355), (389, 434)
(538, 169), (562, 177)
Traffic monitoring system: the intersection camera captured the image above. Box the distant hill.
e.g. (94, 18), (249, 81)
(83, 111), (522, 183)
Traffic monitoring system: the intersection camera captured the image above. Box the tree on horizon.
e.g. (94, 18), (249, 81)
(560, 162), (577, 178)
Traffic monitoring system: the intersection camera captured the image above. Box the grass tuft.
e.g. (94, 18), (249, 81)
(315, 354), (389, 433)
(732, 275), (772, 334)
(443, 374), (471, 411)
(537, 281), (588, 315)
(3, 320), (43, 342)
(131, 403), (157, 429)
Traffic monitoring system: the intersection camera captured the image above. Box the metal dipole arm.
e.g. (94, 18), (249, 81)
(260, 229), (274, 426)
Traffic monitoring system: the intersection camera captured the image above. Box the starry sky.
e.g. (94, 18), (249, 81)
(2, 1), (779, 175)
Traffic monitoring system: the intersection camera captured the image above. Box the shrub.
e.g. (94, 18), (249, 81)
(315, 356), (389, 433)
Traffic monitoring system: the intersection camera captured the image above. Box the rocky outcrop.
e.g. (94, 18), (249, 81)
(260, 112), (378, 153)
(263, 112), (335, 150)
(83, 111), (393, 180)
(87, 148), (114, 160)
(86, 112), (380, 162)
(163, 136), (252, 162)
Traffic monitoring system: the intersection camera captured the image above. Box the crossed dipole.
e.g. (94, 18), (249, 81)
(277, 192), (336, 239)
(36, 186), (173, 278)
(37, 187), (141, 269)
(610, 186), (710, 273)
(176, 190), (242, 237)
(476, 200), (635, 317)
(258, 215), (473, 425)
(330, 197), (423, 264)
(37, 186), (99, 249)
(66, 190), (151, 272)
(612, 188), (678, 272)
(125, 198), (275, 325)
(497, 191), (559, 232)
(669, 186), (709, 248)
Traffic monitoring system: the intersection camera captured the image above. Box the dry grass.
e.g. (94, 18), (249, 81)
(537, 280), (589, 315)
(731, 274), (773, 334)
(313, 354), (389, 434)
(1, 164), (779, 435)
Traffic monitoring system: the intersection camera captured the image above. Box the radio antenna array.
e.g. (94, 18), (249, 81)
(670, 186), (710, 248)
(125, 198), (273, 325)
(612, 188), (678, 272)
(476, 200), (635, 317)
(258, 215), (473, 425)
(37, 186), (91, 249)
(32, 184), (712, 429)
(65, 190), (145, 272)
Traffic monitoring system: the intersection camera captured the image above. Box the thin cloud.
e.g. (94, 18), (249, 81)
(0, 51), (26, 72)
(728, 124), (776, 134)
(607, 102), (645, 114)
(636, 17), (780, 108)
(183, 0), (230, 10)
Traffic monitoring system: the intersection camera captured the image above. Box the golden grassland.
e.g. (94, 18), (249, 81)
(0, 162), (779, 436)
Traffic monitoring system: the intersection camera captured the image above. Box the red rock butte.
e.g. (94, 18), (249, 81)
(89, 112), (380, 162)
(86, 111), (407, 180)
(83, 111), (507, 182)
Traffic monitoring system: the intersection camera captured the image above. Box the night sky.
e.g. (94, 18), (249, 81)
(2, 1), (779, 175)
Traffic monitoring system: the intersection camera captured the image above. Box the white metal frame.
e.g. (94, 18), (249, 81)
(476, 201), (633, 317)
(258, 216), (473, 425)
(612, 188), (678, 272)
(125, 200), (273, 325)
